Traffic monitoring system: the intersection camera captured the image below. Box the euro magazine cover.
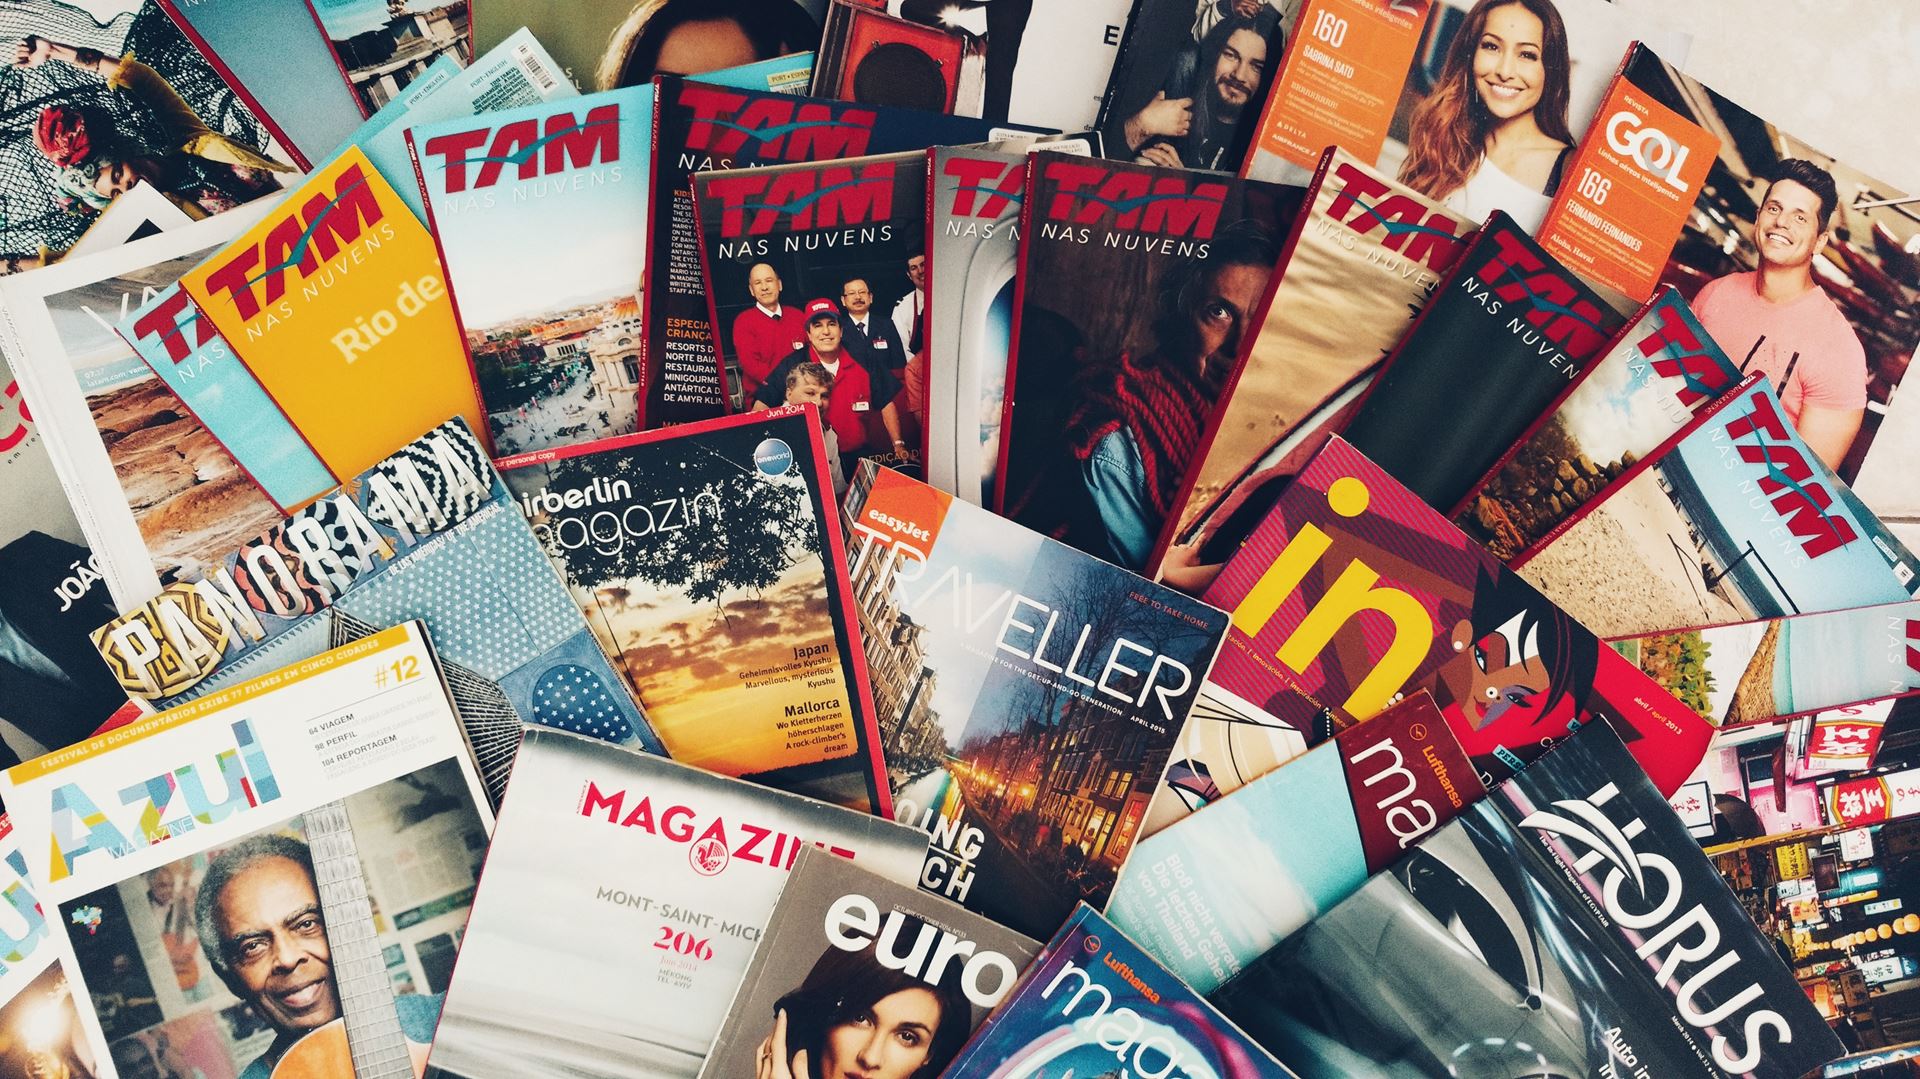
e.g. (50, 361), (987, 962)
(697, 845), (1040, 1079)
(842, 460), (1229, 938)
(0, 621), (496, 1079)
(498, 406), (890, 814)
(422, 727), (928, 1079)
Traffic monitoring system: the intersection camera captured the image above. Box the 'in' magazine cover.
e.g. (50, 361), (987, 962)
(844, 461), (1229, 939)
(1200, 436), (1711, 793)
(415, 84), (654, 457)
(499, 406), (890, 815)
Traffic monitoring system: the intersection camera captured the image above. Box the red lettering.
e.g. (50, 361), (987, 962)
(422, 126), (489, 194)
(1640, 301), (1731, 407)
(200, 164), (384, 319)
(620, 796), (657, 831)
(128, 288), (211, 364)
(680, 83), (873, 161)
(661, 803), (695, 842)
(1042, 160), (1225, 236)
(581, 780), (624, 822)
(545, 103), (620, 174)
(735, 823), (770, 863)
(474, 118), (539, 190)
(945, 155), (1023, 218)
(711, 161), (895, 237)
(0, 380), (28, 453)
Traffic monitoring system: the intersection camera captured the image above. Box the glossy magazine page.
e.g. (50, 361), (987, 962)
(1213, 722), (1842, 1079)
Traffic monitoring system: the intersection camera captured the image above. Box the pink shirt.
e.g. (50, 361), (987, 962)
(1692, 270), (1868, 422)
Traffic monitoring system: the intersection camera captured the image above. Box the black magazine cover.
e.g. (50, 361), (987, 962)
(1213, 721), (1843, 1079)
(843, 461), (1229, 938)
(642, 78), (1046, 429)
(697, 845), (1040, 1079)
(1096, 0), (1297, 173)
(1336, 209), (1626, 514)
(693, 151), (925, 475)
(994, 150), (1304, 571)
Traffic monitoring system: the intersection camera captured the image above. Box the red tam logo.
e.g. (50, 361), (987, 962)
(1324, 162), (1466, 272)
(705, 160), (896, 238)
(677, 83), (876, 162)
(1637, 299), (1735, 409)
(1469, 226), (1609, 356)
(199, 163), (386, 320)
(944, 155), (1025, 219)
(128, 288), (212, 365)
(1039, 159), (1227, 238)
(423, 103), (622, 194)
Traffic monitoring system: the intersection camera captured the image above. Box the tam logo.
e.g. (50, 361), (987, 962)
(128, 288), (213, 365)
(200, 163), (386, 320)
(706, 160), (895, 238)
(1324, 162), (1466, 271)
(423, 103), (622, 194)
(1638, 299), (1734, 409)
(678, 83), (876, 162)
(1605, 111), (1694, 193)
(1722, 389), (1859, 559)
(944, 155), (1025, 219)
(1039, 159), (1227, 237)
(1469, 227), (1610, 355)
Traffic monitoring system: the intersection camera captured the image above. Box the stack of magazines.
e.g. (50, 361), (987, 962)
(0, 1), (1910, 1077)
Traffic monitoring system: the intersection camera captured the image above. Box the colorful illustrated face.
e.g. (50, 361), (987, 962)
(1472, 3), (1547, 122)
(819, 987), (943, 1079)
(1441, 613), (1555, 730)
(212, 855), (340, 1034)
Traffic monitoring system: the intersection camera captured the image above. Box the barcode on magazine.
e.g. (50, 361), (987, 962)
(515, 42), (558, 92)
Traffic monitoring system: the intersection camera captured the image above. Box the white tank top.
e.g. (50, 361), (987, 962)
(1443, 157), (1554, 232)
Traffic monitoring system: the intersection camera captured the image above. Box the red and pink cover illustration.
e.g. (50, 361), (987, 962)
(1200, 436), (1710, 794)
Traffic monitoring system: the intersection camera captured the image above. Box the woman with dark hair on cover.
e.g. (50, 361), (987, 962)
(596, 0), (821, 90)
(1397, 0), (1573, 230)
(752, 942), (972, 1079)
(1063, 217), (1279, 571)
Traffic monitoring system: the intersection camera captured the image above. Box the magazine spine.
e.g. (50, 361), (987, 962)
(407, 127), (498, 460)
(1143, 145), (1335, 578)
(919, 147), (939, 469)
(152, 0), (317, 170)
(638, 76), (673, 430)
(1439, 292), (1662, 523)
(1092, 0), (1157, 148)
(689, 176), (737, 416)
(298, 0), (374, 119)
(1509, 371), (1762, 567)
(986, 152), (1044, 514)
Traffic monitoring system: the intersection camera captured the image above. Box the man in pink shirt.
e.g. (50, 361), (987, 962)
(729, 263), (805, 401)
(1693, 158), (1867, 470)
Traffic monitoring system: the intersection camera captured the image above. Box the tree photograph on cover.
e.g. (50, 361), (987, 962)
(59, 759), (487, 1079)
(0, 0), (294, 267)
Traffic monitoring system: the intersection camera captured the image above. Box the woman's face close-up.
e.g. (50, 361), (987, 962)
(1471, 4), (1547, 122)
(819, 988), (942, 1079)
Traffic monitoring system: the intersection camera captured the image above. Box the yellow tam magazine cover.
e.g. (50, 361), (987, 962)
(180, 144), (487, 477)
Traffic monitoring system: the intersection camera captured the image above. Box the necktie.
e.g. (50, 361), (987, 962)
(909, 294), (923, 354)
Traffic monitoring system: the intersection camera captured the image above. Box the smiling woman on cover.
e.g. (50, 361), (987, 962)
(753, 944), (971, 1079)
(1398, 0), (1574, 231)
